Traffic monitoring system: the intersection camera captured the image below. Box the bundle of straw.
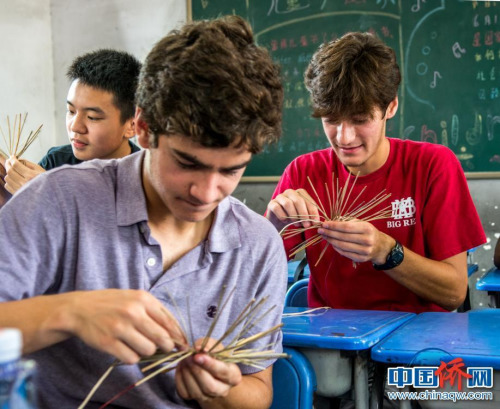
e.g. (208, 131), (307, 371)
(79, 286), (286, 409)
(0, 113), (42, 159)
(280, 172), (393, 266)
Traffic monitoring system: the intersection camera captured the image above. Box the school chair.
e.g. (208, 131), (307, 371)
(270, 347), (317, 409)
(284, 278), (309, 307)
(287, 256), (310, 288)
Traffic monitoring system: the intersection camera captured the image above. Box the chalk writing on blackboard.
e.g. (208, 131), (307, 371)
(191, 0), (500, 176)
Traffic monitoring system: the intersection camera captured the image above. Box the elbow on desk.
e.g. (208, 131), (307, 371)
(441, 289), (467, 312)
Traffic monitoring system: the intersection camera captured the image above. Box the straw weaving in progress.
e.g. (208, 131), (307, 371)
(280, 173), (393, 266)
(0, 113), (42, 159)
(78, 286), (286, 409)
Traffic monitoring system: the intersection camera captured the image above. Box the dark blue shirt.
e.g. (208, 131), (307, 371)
(38, 140), (141, 170)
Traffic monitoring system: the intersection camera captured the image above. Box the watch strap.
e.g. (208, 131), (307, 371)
(373, 240), (404, 271)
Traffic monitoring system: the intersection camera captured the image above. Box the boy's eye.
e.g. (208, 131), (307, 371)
(177, 161), (198, 170)
(352, 119), (367, 125)
(323, 118), (338, 125)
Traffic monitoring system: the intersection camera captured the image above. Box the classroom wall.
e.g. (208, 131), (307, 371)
(50, 0), (186, 147)
(0, 0), (56, 162)
(0, 0), (186, 162)
(1, 0), (498, 306)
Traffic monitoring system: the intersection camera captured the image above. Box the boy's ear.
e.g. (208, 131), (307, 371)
(123, 117), (136, 139)
(385, 97), (399, 119)
(134, 107), (150, 149)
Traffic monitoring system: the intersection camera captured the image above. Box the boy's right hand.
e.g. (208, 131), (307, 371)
(57, 289), (187, 364)
(4, 157), (45, 194)
(266, 188), (320, 228)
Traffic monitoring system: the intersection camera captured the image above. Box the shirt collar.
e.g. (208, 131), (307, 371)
(116, 150), (148, 226)
(207, 197), (242, 253)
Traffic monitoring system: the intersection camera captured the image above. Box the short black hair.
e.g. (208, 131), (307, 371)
(67, 49), (141, 123)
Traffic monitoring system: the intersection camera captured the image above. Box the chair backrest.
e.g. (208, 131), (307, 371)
(270, 347), (317, 409)
(284, 278), (309, 307)
(467, 263), (478, 277)
(287, 257), (310, 288)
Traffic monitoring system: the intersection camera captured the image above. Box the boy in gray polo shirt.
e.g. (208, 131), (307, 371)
(0, 16), (286, 409)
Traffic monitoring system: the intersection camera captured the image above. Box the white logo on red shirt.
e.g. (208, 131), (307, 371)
(391, 197), (416, 219)
(386, 197), (417, 228)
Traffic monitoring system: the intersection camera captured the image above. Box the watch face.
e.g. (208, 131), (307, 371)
(373, 241), (404, 270)
(389, 242), (404, 267)
(392, 250), (404, 264)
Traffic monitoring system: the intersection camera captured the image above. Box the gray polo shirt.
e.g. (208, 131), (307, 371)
(0, 151), (287, 409)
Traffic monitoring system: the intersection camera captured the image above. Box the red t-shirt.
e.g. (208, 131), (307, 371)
(271, 138), (486, 313)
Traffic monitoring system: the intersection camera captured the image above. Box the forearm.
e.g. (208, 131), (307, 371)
(199, 371), (273, 409)
(0, 294), (75, 354)
(384, 249), (468, 310)
(319, 221), (468, 311)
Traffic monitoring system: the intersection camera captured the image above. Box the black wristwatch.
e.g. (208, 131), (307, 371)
(373, 241), (404, 270)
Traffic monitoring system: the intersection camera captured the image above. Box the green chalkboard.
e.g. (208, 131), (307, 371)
(190, 0), (500, 178)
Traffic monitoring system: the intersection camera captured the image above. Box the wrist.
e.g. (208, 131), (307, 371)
(373, 240), (404, 271)
(373, 237), (396, 265)
(42, 292), (80, 337)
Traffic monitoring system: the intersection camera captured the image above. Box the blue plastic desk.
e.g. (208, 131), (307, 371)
(371, 311), (500, 408)
(476, 267), (500, 307)
(372, 311), (500, 368)
(282, 307), (415, 409)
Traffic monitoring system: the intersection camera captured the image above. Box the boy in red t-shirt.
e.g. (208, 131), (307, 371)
(267, 32), (486, 313)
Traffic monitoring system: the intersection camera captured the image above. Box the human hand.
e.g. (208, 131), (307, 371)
(267, 189), (320, 228)
(4, 156), (45, 194)
(64, 289), (187, 364)
(175, 337), (242, 403)
(0, 156), (11, 207)
(318, 219), (395, 264)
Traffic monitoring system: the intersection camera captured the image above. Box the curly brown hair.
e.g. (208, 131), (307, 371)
(304, 32), (401, 121)
(136, 15), (283, 154)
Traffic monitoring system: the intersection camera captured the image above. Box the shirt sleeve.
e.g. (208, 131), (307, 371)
(237, 222), (288, 374)
(0, 173), (66, 300)
(422, 146), (486, 260)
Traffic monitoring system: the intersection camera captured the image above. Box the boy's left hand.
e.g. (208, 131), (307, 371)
(175, 338), (242, 403)
(318, 219), (394, 265)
